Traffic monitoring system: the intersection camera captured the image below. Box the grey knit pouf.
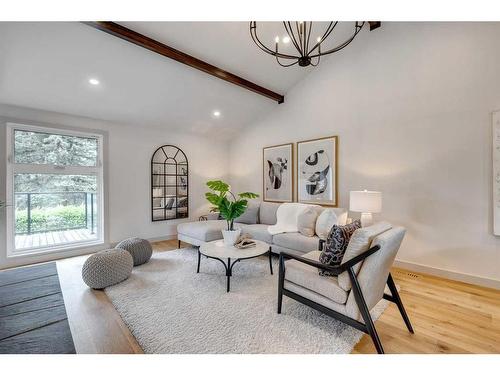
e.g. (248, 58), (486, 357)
(82, 249), (133, 289)
(115, 237), (153, 266)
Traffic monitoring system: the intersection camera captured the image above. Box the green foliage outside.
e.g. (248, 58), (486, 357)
(12, 130), (98, 234)
(16, 205), (87, 234)
(205, 180), (259, 231)
(14, 130), (97, 207)
(14, 130), (97, 166)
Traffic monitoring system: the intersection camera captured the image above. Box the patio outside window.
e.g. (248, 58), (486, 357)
(6, 124), (104, 256)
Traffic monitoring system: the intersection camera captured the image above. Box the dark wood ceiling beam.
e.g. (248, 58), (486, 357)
(82, 21), (285, 104)
(368, 21), (381, 31)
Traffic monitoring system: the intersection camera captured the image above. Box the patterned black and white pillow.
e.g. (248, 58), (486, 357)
(318, 220), (361, 276)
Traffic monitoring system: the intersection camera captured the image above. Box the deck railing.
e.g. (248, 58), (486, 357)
(15, 192), (96, 235)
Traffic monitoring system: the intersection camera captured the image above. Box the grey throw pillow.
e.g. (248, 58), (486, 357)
(234, 202), (260, 224)
(318, 220), (362, 276)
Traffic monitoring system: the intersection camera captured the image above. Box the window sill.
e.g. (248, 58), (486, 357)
(7, 239), (106, 259)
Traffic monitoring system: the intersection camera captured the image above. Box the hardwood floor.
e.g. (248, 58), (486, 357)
(56, 239), (500, 354)
(353, 267), (500, 353)
(57, 256), (143, 354)
(56, 239), (179, 354)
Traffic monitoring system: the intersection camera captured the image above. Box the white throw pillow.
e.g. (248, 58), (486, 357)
(315, 208), (348, 239)
(297, 207), (319, 237)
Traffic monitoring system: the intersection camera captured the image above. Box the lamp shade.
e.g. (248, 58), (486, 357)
(349, 190), (382, 213)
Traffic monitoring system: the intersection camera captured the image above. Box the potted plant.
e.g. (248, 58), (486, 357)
(205, 180), (259, 246)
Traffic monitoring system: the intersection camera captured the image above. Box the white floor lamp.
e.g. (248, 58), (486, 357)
(349, 190), (382, 227)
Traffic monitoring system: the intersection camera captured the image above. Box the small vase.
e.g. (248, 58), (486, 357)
(222, 229), (241, 246)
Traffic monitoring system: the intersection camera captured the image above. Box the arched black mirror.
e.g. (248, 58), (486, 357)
(151, 145), (188, 221)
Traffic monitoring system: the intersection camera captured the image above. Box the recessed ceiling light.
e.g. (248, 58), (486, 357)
(88, 78), (100, 85)
(213, 110), (221, 117)
(283, 36), (290, 44)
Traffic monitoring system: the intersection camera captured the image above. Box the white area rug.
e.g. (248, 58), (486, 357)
(105, 247), (389, 354)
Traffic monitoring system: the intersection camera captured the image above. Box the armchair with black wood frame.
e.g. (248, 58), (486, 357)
(277, 224), (414, 354)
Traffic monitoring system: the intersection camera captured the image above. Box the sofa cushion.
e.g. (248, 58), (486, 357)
(259, 202), (280, 225)
(297, 207), (319, 237)
(315, 208), (348, 240)
(285, 251), (348, 304)
(319, 220), (362, 276)
(272, 232), (320, 253)
(177, 220), (227, 242)
(338, 221), (392, 291)
(234, 201), (260, 224)
(238, 224), (273, 243)
(270, 244), (305, 256)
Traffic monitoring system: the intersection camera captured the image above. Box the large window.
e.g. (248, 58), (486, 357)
(6, 124), (104, 256)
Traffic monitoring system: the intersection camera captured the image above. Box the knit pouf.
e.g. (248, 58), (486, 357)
(115, 237), (153, 266)
(82, 249), (133, 289)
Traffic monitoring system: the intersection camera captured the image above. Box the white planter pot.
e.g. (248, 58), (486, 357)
(222, 229), (241, 246)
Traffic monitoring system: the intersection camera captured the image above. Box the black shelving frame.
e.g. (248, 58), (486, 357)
(151, 145), (188, 222)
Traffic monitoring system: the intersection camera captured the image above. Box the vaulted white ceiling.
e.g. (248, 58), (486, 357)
(0, 22), (314, 136)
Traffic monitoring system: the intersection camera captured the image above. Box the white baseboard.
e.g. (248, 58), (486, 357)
(147, 234), (178, 243)
(109, 234), (178, 248)
(394, 259), (500, 290)
(1, 235), (177, 270)
(0, 243), (109, 271)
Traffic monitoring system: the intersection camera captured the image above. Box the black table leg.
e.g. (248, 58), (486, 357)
(226, 257), (231, 292)
(268, 248), (273, 275)
(197, 248), (201, 273)
(200, 252), (268, 292)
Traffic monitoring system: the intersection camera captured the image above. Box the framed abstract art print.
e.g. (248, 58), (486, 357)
(263, 143), (294, 202)
(297, 136), (338, 206)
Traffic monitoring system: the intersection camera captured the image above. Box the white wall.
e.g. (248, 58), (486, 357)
(229, 22), (500, 288)
(0, 103), (229, 269)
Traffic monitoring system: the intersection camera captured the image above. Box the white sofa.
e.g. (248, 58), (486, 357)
(177, 201), (347, 255)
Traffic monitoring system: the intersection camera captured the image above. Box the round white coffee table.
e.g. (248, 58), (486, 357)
(198, 239), (273, 292)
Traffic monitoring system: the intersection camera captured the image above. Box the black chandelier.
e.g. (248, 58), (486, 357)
(250, 21), (365, 67)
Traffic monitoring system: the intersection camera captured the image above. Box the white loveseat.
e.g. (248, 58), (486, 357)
(177, 201), (348, 255)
